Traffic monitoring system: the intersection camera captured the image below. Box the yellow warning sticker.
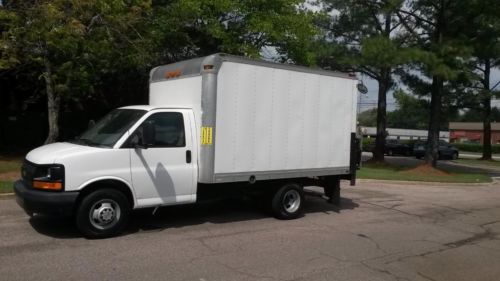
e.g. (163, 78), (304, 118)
(201, 127), (213, 145)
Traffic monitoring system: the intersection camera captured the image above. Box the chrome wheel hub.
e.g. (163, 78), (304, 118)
(89, 199), (121, 230)
(282, 190), (301, 213)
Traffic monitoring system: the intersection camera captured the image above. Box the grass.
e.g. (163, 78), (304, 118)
(452, 158), (500, 168)
(0, 181), (14, 194)
(0, 159), (22, 174)
(0, 158), (22, 194)
(358, 162), (492, 183)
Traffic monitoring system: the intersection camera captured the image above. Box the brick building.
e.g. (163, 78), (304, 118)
(449, 122), (500, 144)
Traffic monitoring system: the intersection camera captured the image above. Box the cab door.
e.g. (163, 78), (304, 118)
(129, 110), (197, 207)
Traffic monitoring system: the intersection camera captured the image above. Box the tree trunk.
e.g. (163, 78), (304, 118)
(43, 59), (60, 144)
(372, 14), (392, 163)
(481, 59), (492, 160)
(425, 2), (445, 168)
(372, 69), (390, 162)
(425, 75), (443, 167)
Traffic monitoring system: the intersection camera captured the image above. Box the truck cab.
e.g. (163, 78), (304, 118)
(15, 106), (199, 236)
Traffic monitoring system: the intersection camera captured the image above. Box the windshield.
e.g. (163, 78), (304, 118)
(71, 109), (146, 148)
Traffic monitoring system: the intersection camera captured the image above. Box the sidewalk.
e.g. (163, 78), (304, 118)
(459, 152), (500, 160)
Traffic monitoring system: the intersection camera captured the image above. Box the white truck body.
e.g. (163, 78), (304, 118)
(15, 54), (360, 237)
(149, 54), (358, 184)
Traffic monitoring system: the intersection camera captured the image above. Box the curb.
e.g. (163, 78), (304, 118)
(356, 178), (499, 186)
(0, 193), (14, 198)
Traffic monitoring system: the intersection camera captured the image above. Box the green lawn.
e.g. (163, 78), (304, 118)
(0, 181), (14, 194)
(0, 158), (22, 194)
(358, 162), (491, 183)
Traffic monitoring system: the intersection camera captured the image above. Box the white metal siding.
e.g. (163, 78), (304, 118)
(149, 76), (203, 131)
(214, 62), (356, 174)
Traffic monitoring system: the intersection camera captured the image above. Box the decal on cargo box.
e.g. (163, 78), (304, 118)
(201, 127), (213, 145)
(165, 69), (181, 79)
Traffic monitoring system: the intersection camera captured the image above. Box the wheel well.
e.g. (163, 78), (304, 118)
(76, 180), (135, 209)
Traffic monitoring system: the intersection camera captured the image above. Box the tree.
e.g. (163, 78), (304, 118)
(397, 0), (471, 167)
(455, 108), (500, 123)
(461, 0), (500, 160)
(150, 0), (318, 66)
(387, 90), (429, 130)
(2, 0), (152, 144)
(316, 0), (416, 163)
(358, 108), (377, 127)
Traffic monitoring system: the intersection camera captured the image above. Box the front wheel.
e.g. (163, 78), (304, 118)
(452, 152), (459, 160)
(271, 183), (304, 220)
(76, 189), (131, 238)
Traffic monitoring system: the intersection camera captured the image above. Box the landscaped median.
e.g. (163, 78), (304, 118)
(0, 158), (22, 194)
(358, 162), (492, 183)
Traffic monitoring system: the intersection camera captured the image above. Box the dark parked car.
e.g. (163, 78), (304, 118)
(385, 139), (412, 156)
(413, 140), (459, 160)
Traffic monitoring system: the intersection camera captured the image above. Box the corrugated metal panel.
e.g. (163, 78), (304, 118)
(213, 61), (356, 174)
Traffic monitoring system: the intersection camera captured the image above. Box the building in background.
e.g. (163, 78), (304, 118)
(361, 127), (449, 142)
(449, 122), (500, 144)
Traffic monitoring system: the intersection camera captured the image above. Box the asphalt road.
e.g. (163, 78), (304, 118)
(2, 180), (500, 281)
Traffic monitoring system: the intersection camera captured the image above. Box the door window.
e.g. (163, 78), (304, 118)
(147, 112), (185, 147)
(126, 112), (185, 148)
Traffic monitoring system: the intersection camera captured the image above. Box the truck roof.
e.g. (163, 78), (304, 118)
(119, 105), (190, 111)
(150, 53), (356, 83)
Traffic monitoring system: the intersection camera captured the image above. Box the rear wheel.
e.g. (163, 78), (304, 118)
(76, 189), (130, 238)
(271, 183), (304, 220)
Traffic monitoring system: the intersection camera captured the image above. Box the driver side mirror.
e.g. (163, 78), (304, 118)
(130, 120), (156, 149)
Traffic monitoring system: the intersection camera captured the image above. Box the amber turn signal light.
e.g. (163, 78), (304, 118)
(33, 181), (62, 191)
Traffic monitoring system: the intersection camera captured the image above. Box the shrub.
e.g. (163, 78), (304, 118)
(453, 143), (500, 154)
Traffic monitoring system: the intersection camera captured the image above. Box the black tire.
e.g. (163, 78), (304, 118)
(416, 155), (422, 159)
(387, 149), (393, 156)
(271, 183), (304, 220)
(76, 189), (131, 238)
(452, 152), (459, 160)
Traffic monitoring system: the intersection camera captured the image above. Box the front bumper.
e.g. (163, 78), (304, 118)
(14, 180), (79, 216)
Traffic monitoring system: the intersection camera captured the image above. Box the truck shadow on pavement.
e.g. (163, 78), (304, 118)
(28, 190), (358, 239)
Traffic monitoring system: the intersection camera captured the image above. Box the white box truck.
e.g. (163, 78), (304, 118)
(14, 54), (361, 238)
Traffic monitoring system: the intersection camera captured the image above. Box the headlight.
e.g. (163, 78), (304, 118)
(33, 165), (64, 191)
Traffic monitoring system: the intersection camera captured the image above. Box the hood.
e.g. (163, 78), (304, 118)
(26, 142), (101, 164)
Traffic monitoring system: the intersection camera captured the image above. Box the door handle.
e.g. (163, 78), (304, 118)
(186, 150), (192, 163)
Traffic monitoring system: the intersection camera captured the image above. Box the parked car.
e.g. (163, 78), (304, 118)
(385, 139), (412, 156)
(413, 140), (459, 160)
(365, 139), (412, 156)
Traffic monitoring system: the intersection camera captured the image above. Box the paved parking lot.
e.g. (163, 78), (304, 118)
(1, 180), (500, 281)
